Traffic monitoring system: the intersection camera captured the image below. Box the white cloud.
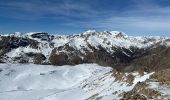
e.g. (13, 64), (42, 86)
(0, 0), (170, 35)
(0, 1), (99, 20)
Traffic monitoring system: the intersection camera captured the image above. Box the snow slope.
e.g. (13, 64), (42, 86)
(0, 64), (153, 100)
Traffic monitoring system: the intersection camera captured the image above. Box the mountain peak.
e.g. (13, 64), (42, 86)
(10, 32), (22, 37)
(82, 30), (97, 35)
(81, 30), (128, 39)
(25, 32), (50, 41)
(109, 31), (128, 39)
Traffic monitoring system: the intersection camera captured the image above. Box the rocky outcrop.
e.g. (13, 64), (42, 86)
(122, 82), (161, 100)
(49, 44), (84, 65)
(10, 52), (46, 64)
(26, 52), (46, 64)
(150, 68), (170, 84)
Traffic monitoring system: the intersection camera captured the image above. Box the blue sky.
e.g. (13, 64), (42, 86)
(0, 0), (170, 35)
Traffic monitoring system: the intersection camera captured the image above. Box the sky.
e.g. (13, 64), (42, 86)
(0, 0), (170, 35)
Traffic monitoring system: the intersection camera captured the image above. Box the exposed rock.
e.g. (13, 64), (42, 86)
(114, 32), (128, 39)
(111, 69), (134, 86)
(150, 68), (170, 84)
(10, 52), (46, 64)
(49, 44), (84, 65)
(33, 53), (46, 64)
(49, 52), (68, 65)
(124, 46), (170, 72)
(122, 82), (161, 99)
(14, 55), (29, 63)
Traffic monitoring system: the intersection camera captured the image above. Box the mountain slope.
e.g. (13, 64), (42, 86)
(0, 64), (154, 100)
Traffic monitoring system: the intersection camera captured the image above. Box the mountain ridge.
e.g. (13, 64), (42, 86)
(0, 31), (170, 69)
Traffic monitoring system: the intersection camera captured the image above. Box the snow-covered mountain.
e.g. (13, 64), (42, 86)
(1, 30), (170, 65)
(0, 30), (170, 99)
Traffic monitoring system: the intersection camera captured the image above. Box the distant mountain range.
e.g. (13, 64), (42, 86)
(0, 30), (170, 71)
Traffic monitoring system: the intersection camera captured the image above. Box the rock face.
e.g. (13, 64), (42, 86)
(0, 35), (39, 62)
(0, 31), (170, 72)
(49, 44), (83, 65)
